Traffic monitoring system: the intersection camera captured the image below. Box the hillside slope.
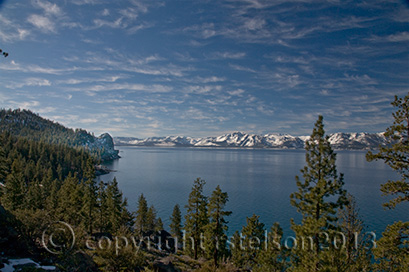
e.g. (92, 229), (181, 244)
(0, 109), (119, 161)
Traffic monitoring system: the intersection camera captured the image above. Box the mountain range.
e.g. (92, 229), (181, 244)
(114, 131), (388, 150)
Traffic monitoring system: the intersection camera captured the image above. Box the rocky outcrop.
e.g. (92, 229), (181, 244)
(85, 133), (120, 161)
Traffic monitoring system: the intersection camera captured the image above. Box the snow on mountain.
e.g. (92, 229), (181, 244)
(328, 132), (387, 149)
(115, 132), (387, 150)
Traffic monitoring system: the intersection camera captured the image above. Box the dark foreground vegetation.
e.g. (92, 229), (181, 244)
(0, 94), (408, 271)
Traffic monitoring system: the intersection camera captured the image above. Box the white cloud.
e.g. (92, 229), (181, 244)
(102, 9), (110, 16)
(387, 31), (409, 42)
(27, 14), (56, 33)
(93, 17), (124, 29)
(210, 51), (246, 59)
(228, 89), (245, 96)
(33, 0), (62, 16)
(6, 77), (52, 89)
(244, 18), (266, 31)
(0, 60), (77, 75)
(82, 83), (173, 93)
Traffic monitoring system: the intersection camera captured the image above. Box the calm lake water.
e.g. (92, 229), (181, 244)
(98, 146), (409, 237)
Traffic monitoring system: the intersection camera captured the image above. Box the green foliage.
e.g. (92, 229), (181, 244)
(169, 204), (183, 243)
(2, 169), (26, 211)
(335, 194), (372, 271)
(135, 193), (148, 235)
(366, 94), (409, 271)
(184, 178), (209, 259)
(290, 115), (347, 271)
(366, 94), (409, 209)
(373, 221), (409, 271)
(204, 185), (231, 267)
(254, 222), (290, 272)
(93, 228), (146, 271)
(231, 214), (265, 270)
(146, 205), (158, 232)
(0, 108), (117, 162)
(156, 217), (164, 231)
(83, 158), (98, 234)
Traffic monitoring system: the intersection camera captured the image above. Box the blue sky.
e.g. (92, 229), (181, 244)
(0, 0), (408, 137)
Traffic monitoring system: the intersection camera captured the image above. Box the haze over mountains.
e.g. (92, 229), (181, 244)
(115, 131), (388, 150)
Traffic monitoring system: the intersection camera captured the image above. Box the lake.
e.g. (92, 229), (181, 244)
(97, 146), (409, 237)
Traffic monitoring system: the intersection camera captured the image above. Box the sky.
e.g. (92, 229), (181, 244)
(0, 0), (408, 138)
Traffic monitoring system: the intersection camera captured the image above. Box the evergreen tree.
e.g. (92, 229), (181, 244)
(56, 174), (84, 226)
(146, 205), (157, 232)
(96, 180), (108, 232)
(169, 204), (183, 244)
(366, 94), (409, 271)
(204, 185), (231, 267)
(25, 180), (43, 210)
(290, 115), (347, 271)
(238, 214), (265, 270)
(2, 171), (26, 211)
(366, 93), (409, 209)
(336, 194), (372, 271)
(373, 221), (409, 271)
(184, 178), (208, 259)
(0, 143), (8, 183)
(155, 217), (163, 232)
(82, 158), (97, 234)
(2, 159), (26, 211)
(120, 197), (133, 229)
(255, 222), (289, 272)
(135, 193), (148, 235)
(105, 178), (125, 233)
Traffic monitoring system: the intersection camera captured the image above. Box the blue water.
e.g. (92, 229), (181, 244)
(98, 147), (409, 238)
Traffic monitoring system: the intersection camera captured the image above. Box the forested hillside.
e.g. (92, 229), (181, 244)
(0, 109), (119, 161)
(0, 131), (133, 270)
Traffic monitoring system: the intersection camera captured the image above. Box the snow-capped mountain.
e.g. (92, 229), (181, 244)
(114, 132), (388, 150)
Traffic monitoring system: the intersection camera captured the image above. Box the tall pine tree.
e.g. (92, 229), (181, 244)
(184, 178), (208, 259)
(367, 93), (409, 208)
(135, 193), (148, 235)
(82, 158), (97, 234)
(169, 204), (183, 245)
(290, 115), (347, 271)
(366, 94), (409, 270)
(204, 185), (231, 267)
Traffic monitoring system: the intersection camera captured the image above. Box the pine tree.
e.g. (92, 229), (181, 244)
(105, 178), (125, 233)
(25, 180), (43, 210)
(373, 221), (409, 271)
(239, 214), (265, 270)
(96, 180), (108, 232)
(204, 185), (231, 267)
(2, 159), (26, 211)
(56, 174), (84, 226)
(169, 204), (183, 244)
(135, 193), (148, 235)
(255, 222), (289, 272)
(82, 158), (97, 234)
(290, 115), (347, 271)
(0, 142), (8, 183)
(184, 178), (208, 259)
(334, 194), (372, 271)
(146, 205), (157, 232)
(155, 217), (163, 232)
(366, 94), (409, 271)
(366, 93), (409, 209)
(2, 172), (26, 211)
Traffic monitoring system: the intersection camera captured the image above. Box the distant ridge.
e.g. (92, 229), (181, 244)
(115, 131), (387, 150)
(0, 109), (119, 161)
